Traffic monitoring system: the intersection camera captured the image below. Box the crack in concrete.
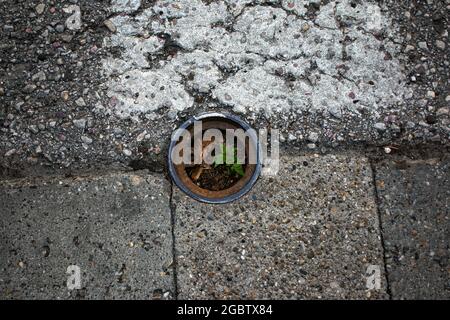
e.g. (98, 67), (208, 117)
(169, 180), (179, 300)
(369, 159), (392, 299)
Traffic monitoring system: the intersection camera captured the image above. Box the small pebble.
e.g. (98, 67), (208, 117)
(55, 24), (65, 33)
(81, 135), (93, 144)
(73, 119), (86, 129)
(136, 131), (146, 142)
(32, 71), (46, 82)
(75, 97), (86, 107)
(308, 132), (319, 143)
(35, 4), (45, 15)
(29, 125), (39, 134)
(405, 45), (415, 52)
(329, 105), (342, 119)
(5, 149), (16, 157)
(23, 84), (37, 93)
(418, 41), (428, 50)
(104, 19), (117, 33)
(61, 91), (69, 101)
(435, 40), (445, 50)
(374, 122), (387, 131)
(436, 108), (448, 116)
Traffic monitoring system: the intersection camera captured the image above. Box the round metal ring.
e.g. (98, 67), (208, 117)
(168, 112), (262, 204)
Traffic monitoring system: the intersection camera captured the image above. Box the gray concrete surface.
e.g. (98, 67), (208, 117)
(0, 0), (448, 302)
(173, 154), (387, 299)
(0, 171), (174, 299)
(374, 155), (450, 299)
(1, 152), (449, 300)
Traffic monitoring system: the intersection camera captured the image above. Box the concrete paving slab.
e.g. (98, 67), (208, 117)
(0, 171), (174, 299)
(173, 154), (387, 299)
(374, 156), (450, 299)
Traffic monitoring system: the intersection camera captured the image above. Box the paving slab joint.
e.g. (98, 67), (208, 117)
(369, 159), (392, 300)
(169, 180), (179, 300)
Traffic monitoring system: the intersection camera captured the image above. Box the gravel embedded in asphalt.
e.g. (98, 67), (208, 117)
(0, 0), (448, 179)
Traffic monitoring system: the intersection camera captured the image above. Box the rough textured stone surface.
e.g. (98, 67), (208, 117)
(173, 154), (387, 299)
(374, 156), (450, 299)
(0, 0), (448, 179)
(0, 0), (447, 299)
(103, 0), (410, 117)
(0, 171), (174, 299)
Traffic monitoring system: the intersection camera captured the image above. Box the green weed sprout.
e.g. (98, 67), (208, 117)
(213, 144), (245, 177)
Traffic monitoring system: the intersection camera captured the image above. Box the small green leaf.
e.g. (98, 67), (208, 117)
(231, 163), (245, 177)
(213, 144), (245, 177)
